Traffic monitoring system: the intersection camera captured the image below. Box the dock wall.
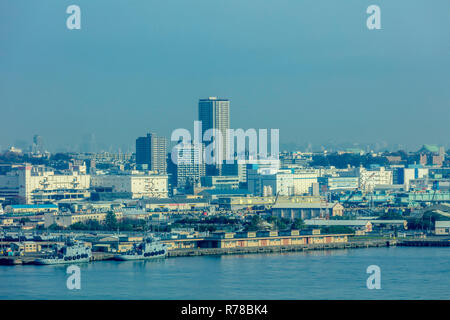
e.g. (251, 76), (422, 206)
(167, 240), (395, 257)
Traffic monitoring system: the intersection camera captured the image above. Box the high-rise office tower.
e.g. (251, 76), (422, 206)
(198, 97), (230, 173)
(171, 142), (205, 189)
(136, 133), (167, 174)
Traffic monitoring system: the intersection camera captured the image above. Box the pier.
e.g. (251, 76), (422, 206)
(4, 238), (450, 264)
(167, 239), (396, 257)
(0, 255), (38, 265)
(398, 239), (450, 247)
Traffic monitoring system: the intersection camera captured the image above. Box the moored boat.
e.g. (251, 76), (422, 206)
(114, 236), (167, 261)
(34, 241), (91, 265)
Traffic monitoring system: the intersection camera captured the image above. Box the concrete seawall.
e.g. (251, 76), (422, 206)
(0, 240), (394, 265)
(167, 240), (396, 257)
(9, 238), (448, 264)
(398, 239), (450, 247)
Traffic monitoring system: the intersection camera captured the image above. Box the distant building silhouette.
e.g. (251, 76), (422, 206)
(32, 135), (44, 154)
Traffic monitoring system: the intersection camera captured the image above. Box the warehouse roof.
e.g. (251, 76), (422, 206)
(10, 204), (58, 209)
(272, 202), (340, 209)
(369, 220), (407, 225)
(305, 219), (369, 226)
(435, 221), (450, 228)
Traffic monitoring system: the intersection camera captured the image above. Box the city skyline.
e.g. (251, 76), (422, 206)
(1, 96), (448, 155)
(2, 0), (450, 305)
(2, 128), (448, 155)
(1, 1), (450, 152)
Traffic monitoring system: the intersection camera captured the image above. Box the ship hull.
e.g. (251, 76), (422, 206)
(114, 253), (167, 261)
(34, 257), (90, 265)
(33, 241), (92, 265)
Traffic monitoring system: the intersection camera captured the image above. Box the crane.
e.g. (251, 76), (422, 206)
(267, 191), (281, 210)
(430, 181), (439, 203)
(342, 171), (377, 206)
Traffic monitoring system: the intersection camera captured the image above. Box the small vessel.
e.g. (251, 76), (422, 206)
(114, 236), (167, 261)
(34, 241), (91, 265)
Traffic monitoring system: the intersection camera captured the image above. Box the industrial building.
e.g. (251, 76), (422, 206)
(0, 165), (90, 204)
(218, 195), (321, 211)
(394, 166), (429, 190)
(3, 204), (58, 215)
(44, 210), (123, 228)
(248, 167), (318, 196)
(138, 197), (210, 212)
(90, 172), (168, 199)
(435, 221), (450, 235)
(358, 167), (393, 192)
(318, 176), (359, 191)
(370, 220), (407, 229)
(304, 219), (372, 232)
(201, 175), (240, 190)
(221, 161), (247, 184)
(198, 230), (349, 249)
(272, 202), (344, 220)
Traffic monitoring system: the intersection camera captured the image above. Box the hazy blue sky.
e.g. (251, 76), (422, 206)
(1, 0), (449, 152)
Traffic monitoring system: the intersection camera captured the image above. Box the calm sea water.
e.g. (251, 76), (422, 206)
(0, 247), (449, 300)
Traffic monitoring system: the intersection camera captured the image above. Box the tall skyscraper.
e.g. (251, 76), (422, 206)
(198, 97), (230, 173)
(136, 133), (167, 174)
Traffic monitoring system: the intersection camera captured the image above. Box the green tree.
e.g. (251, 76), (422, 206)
(48, 223), (63, 230)
(70, 222), (88, 230)
(70, 219), (103, 231)
(265, 216), (290, 230)
(245, 215), (263, 231)
(291, 218), (305, 230)
(105, 211), (118, 230)
(118, 218), (134, 231)
(379, 211), (403, 220)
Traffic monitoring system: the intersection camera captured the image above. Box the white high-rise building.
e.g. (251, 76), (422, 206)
(172, 142), (205, 189)
(0, 165), (90, 204)
(198, 97), (230, 170)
